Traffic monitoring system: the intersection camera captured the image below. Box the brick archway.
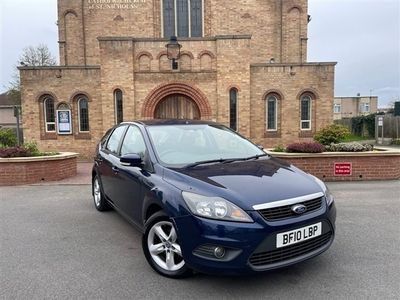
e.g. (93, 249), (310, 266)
(142, 82), (212, 119)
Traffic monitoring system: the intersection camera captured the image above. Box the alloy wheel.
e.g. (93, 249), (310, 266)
(147, 221), (185, 272)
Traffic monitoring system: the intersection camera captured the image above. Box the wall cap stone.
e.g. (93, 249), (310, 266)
(0, 152), (79, 163)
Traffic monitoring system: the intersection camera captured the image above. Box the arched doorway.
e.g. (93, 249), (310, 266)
(154, 94), (200, 119)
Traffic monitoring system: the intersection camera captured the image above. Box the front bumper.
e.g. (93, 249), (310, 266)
(173, 202), (336, 275)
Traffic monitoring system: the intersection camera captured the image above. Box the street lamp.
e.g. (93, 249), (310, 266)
(166, 36), (182, 70)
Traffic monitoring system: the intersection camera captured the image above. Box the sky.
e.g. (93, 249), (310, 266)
(0, 0), (399, 107)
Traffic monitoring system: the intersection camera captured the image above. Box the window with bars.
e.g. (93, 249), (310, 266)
(114, 89), (123, 124)
(300, 95), (311, 130)
(266, 95), (278, 131)
(229, 88), (238, 131)
(44, 97), (56, 132)
(162, 0), (203, 38)
(78, 97), (89, 132)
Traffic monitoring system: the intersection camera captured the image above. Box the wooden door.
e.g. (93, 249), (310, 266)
(154, 94), (200, 119)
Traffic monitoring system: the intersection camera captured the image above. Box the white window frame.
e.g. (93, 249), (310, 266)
(78, 97), (90, 133)
(300, 95), (312, 131)
(161, 0), (204, 38)
(44, 97), (56, 133)
(334, 103), (341, 113)
(266, 95), (278, 131)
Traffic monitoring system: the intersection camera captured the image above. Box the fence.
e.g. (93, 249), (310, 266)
(375, 115), (400, 144)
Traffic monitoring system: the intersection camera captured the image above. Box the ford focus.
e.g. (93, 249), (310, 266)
(92, 120), (336, 278)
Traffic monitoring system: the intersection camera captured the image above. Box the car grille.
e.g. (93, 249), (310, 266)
(249, 232), (332, 267)
(258, 197), (323, 221)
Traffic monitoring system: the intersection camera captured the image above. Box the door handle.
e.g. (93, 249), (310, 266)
(112, 166), (119, 174)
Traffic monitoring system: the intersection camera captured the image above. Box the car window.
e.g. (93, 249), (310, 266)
(100, 128), (113, 149)
(106, 125), (127, 154)
(120, 126), (147, 158)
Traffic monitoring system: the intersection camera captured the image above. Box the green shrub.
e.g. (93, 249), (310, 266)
(325, 142), (373, 152)
(314, 124), (350, 145)
(272, 144), (286, 152)
(0, 128), (17, 147)
(23, 140), (40, 156)
(392, 139), (400, 145)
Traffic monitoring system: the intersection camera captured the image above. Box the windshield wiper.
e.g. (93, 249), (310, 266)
(184, 158), (230, 168)
(222, 153), (269, 164)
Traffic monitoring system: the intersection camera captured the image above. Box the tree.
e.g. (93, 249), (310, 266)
(7, 44), (56, 104)
(19, 44), (57, 66)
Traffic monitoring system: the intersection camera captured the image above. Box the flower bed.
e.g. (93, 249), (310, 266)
(267, 149), (400, 181)
(0, 152), (78, 186)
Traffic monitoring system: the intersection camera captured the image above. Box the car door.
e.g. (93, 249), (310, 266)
(116, 125), (149, 225)
(98, 125), (128, 203)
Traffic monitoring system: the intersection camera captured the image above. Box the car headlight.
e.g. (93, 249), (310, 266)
(182, 191), (253, 223)
(312, 176), (334, 206)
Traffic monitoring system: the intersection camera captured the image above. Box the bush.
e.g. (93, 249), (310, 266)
(23, 140), (40, 156)
(314, 124), (350, 145)
(0, 146), (29, 158)
(325, 142), (373, 152)
(286, 142), (325, 153)
(391, 139), (400, 145)
(0, 128), (17, 147)
(272, 144), (286, 152)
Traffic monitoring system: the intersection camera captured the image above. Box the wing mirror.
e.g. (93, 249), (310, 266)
(120, 153), (143, 167)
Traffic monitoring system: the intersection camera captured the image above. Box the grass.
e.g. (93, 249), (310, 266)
(340, 134), (373, 143)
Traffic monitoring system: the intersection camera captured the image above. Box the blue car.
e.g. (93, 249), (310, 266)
(92, 120), (336, 278)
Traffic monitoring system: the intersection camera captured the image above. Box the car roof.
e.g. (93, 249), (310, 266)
(122, 119), (219, 126)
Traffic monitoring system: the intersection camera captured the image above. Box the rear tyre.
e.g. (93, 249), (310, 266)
(142, 211), (192, 278)
(92, 175), (110, 211)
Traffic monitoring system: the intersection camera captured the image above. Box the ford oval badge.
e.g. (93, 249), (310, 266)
(292, 204), (307, 214)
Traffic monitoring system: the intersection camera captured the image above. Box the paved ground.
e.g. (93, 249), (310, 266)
(1, 181), (399, 299)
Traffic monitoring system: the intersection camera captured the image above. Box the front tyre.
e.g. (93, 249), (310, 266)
(92, 175), (110, 211)
(142, 211), (192, 278)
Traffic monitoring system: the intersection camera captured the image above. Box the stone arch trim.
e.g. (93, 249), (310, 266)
(36, 91), (58, 102)
(180, 51), (194, 59)
(142, 82), (212, 119)
(63, 9), (78, 17)
(70, 91), (92, 102)
(297, 88), (319, 100)
(198, 50), (216, 59)
(156, 50), (168, 60)
(56, 102), (72, 109)
(287, 6), (303, 14)
(136, 51), (153, 60)
(226, 85), (241, 93)
(262, 89), (285, 101)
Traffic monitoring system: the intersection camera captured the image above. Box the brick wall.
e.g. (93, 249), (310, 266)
(270, 152), (400, 181)
(0, 154), (78, 186)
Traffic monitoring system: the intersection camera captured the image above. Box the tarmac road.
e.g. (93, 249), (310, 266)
(1, 180), (399, 299)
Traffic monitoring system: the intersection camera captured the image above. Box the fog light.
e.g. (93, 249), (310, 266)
(214, 246), (226, 258)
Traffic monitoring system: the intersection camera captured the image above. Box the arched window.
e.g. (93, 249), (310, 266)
(78, 97), (89, 132)
(57, 103), (70, 110)
(266, 95), (278, 131)
(229, 88), (238, 131)
(300, 95), (312, 130)
(44, 97), (55, 132)
(162, 0), (203, 38)
(114, 89), (123, 124)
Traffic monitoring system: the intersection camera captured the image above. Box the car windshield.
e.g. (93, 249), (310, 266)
(146, 124), (265, 167)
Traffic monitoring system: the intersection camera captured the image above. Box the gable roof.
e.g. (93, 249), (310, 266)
(0, 92), (16, 106)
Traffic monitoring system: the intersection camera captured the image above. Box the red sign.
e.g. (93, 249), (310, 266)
(334, 163), (352, 176)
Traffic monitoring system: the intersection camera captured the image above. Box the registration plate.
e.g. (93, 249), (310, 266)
(276, 222), (322, 248)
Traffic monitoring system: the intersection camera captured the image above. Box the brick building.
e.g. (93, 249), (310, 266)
(19, 0), (336, 158)
(333, 96), (378, 120)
